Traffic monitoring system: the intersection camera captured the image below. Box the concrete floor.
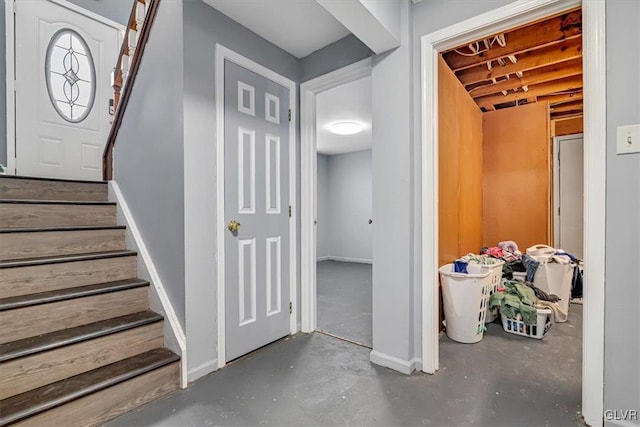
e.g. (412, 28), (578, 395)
(316, 260), (372, 347)
(109, 305), (582, 427)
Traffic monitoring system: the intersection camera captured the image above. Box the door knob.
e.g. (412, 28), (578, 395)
(228, 220), (241, 232)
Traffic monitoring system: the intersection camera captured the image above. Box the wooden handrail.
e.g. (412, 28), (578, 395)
(102, 0), (161, 180)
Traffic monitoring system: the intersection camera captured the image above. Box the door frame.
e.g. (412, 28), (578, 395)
(215, 44), (297, 369)
(553, 133), (584, 249)
(4, 0), (125, 175)
(420, 1), (606, 425)
(299, 58), (372, 333)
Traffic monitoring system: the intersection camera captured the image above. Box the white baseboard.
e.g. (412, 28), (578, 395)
(369, 350), (418, 375)
(187, 359), (218, 383)
(319, 256), (373, 264)
(109, 182), (188, 389)
(316, 256), (331, 262)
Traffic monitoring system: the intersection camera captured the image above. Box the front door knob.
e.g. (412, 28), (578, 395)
(228, 220), (241, 232)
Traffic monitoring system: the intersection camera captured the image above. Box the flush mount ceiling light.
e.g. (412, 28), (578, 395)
(329, 121), (363, 135)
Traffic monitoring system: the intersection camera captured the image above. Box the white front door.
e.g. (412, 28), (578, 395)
(14, 0), (121, 181)
(224, 60), (291, 362)
(556, 134), (584, 258)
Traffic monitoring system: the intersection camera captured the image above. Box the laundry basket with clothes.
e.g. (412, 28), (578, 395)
(526, 245), (577, 323)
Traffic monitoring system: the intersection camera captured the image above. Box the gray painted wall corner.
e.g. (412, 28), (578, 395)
(604, 0), (640, 419)
(113, 0), (186, 328)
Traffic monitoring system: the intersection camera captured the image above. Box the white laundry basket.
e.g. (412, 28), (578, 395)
(439, 264), (492, 343)
(532, 258), (575, 322)
(500, 307), (553, 339)
(482, 260), (504, 323)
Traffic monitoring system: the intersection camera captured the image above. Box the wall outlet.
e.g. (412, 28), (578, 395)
(617, 124), (640, 155)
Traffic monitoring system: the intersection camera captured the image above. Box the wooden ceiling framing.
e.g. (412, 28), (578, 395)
(441, 9), (583, 121)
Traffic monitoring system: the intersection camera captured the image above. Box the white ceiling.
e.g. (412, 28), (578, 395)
(202, 0), (351, 58)
(316, 76), (372, 156)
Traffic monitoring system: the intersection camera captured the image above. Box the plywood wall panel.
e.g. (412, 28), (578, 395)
(482, 102), (551, 250)
(438, 57), (483, 268)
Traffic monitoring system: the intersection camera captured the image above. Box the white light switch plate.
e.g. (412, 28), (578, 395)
(617, 124), (640, 155)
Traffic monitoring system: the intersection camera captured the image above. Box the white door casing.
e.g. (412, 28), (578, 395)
(216, 45), (297, 369)
(554, 134), (584, 258)
(420, 1), (606, 426)
(11, 0), (122, 180)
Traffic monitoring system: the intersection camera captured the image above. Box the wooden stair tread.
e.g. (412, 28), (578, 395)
(0, 279), (149, 311)
(0, 250), (137, 269)
(0, 225), (126, 233)
(0, 348), (179, 425)
(0, 311), (162, 363)
(0, 199), (116, 205)
(0, 175), (108, 185)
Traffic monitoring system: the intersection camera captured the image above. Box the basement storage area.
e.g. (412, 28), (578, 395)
(315, 76), (373, 348)
(436, 8), (585, 401)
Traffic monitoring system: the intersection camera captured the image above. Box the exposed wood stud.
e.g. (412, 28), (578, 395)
(443, 10), (582, 71)
(475, 75), (583, 109)
(456, 37), (582, 86)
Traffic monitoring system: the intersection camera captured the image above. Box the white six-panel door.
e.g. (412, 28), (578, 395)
(224, 60), (291, 362)
(14, 0), (121, 180)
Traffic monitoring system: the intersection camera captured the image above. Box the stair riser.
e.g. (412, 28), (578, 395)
(0, 256), (137, 299)
(0, 229), (126, 261)
(0, 322), (163, 400)
(0, 178), (107, 202)
(13, 362), (179, 427)
(0, 287), (149, 344)
(0, 204), (117, 229)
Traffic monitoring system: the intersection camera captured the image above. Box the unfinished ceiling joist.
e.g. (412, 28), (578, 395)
(551, 100), (583, 113)
(442, 10), (582, 71)
(456, 37), (582, 86)
(469, 59), (582, 98)
(539, 91), (583, 106)
(476, 75), (583, 109)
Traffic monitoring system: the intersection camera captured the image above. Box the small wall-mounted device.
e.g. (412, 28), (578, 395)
(617, 124), (640, 155)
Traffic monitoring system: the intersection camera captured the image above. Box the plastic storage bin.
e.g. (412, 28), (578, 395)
(482, 260), (504, 323)
(439, 264), (492, 343)
(500, 307), (553, 339)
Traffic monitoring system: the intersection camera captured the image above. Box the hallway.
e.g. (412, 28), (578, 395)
(316, 260), (372, 347)
(109, 306), (582, 426)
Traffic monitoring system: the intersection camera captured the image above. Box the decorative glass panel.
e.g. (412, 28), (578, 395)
(45, 29), (96, 123)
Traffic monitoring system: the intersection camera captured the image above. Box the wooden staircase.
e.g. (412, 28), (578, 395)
(0, 176), (180, 426)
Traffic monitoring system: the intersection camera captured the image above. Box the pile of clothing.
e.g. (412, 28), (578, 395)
(452, 253), (501, 273)
(488, 281), (540, 325)
(481, 241), (583, 301)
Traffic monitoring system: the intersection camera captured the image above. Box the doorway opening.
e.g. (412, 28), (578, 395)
(436, 6), (585, 420)
(300, 58), (372, 339)
(420, 1), (606, 425)
(315, 76), (373, 347)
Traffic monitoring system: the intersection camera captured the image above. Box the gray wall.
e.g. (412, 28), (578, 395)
(182, 0), (300, 380)
(326, 150), (373, 262)
(316, 154), (330, 259)
(300, 34), (372, 83)
(113, 0), (185, 333)
(66, 0), (131, 25)
(370, 0), (415, 368)
(0, 0), (130, 168)
(604, 0), (640, 422)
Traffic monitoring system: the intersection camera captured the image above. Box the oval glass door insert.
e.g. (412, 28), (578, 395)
(45, 29), (96, 123)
